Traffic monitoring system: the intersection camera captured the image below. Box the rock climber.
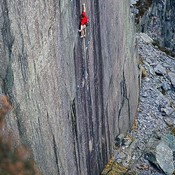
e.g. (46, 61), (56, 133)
(78, 3), (89, 38)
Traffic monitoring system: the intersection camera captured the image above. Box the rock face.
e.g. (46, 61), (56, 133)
(0, 1), (139, 175)
(142, 0), (175, 55)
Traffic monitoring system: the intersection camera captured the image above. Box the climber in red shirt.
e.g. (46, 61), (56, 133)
(78, 4), (89, 38)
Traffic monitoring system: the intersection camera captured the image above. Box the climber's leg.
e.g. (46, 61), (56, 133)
(80, 25), (86, 38)
(80, 29), (84, 38)
(83, 27), (86, 38)
(78, 25), (82, 32)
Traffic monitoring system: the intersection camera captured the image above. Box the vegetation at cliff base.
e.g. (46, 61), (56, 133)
(0, 95), (41, 175)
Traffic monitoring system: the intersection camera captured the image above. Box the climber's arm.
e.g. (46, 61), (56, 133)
(82, 3), (86, 12)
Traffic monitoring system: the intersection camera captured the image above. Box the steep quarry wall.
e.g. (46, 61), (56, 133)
(0, 0), (139, 175)
(141, 0), (175, 55)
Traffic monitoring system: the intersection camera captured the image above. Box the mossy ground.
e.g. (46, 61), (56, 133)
(101, 156), (137, 175)
(131, 116), (138, 131)
(101, 158), (128, 175)
(141, 67), (147, 78)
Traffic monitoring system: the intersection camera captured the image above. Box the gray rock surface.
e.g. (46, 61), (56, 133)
(156, 142), (174, 175)
(161, 107), (174, 116)
(0, 1), (139, 175)
(161, 82), (171, 91)
(107, 33), (175, 175)
(162, 134), (175, 151)
(141, 0), (175, 56)
(131, 34), (175, 174)
(144, 137), (175, 175)
(130, 0), (139, 5)
(164, 117), (175, 127)
(140, 33), (153, 44)
(168, 72), (175, 88)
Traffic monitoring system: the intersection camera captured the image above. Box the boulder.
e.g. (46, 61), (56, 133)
(115, 134), (125, 147)
(130, 0), (139, 5)
(139, 33), (153, 44)
(161, 107), (174, 116)
(161, 134), (175, 151)
(145, 134), (175, 175)
(156, 142), (174, 175)
(156, 95), (170, 108)
(164, 117), (174, 126)
(154, 64), (167, 75)
(115, 152), (127, 163)
(161, 82), (171, 91)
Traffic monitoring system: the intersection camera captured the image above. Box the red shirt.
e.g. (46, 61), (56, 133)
(80, 12), (88, 25)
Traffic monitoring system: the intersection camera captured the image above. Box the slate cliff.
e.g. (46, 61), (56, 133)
(0, 1), (139, 174)
(141, 0), (175, 55)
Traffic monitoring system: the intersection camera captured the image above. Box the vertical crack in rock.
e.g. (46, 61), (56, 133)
(52, 134), (60, 174)
(1, 0), (14, 98)
(73, 35), (84, 175)
(17, 25), (29, 85)
(93, 0), (109, 170)
(1, 0), (14, 57)
(46, 112), (60, 174)
(13, 104), (29, 145)
(95, 0), (104, 140)
(81, 38), (91, 175)
(16, 108), (24, 138)
(118, 70), (131, 134)
(74, 0), (108, 173)
(105, 103), (111, 156)
(86, 50), (96, 169)
(70, 98), (80, 174)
